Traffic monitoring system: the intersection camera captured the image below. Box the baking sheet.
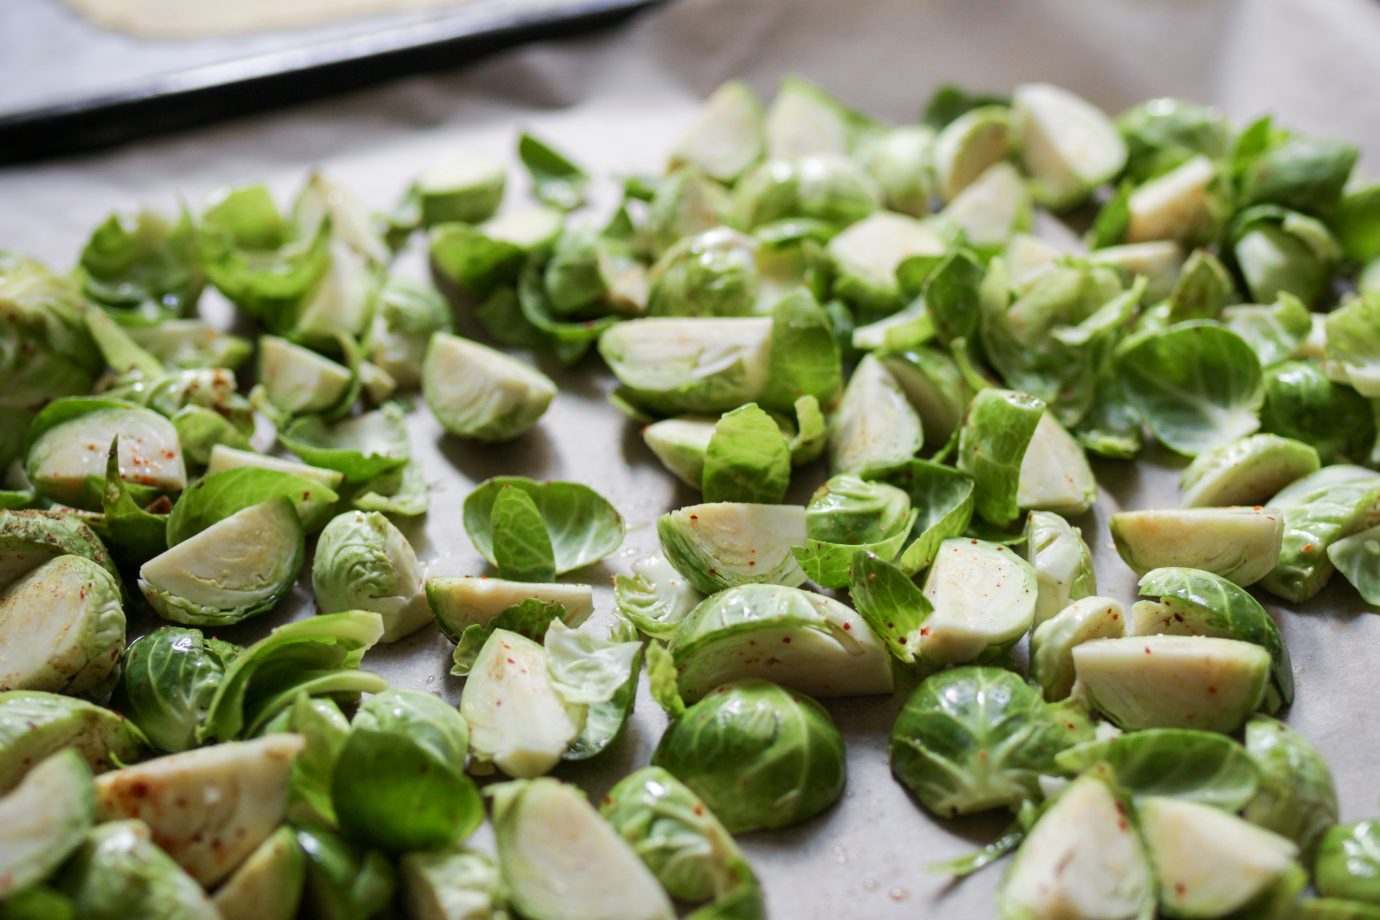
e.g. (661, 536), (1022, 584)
(4, 0), (1380, 914)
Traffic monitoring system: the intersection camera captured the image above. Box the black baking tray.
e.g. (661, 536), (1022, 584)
(0, 0), (658, 164)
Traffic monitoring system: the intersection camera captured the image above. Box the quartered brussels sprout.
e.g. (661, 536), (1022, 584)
(1011, 83), (1126, 208)
(880, 348), (972, 446)
(1072, 635), (1270, 733)
(1262, 360), (1376, 465)
(891, 666), (1091, 818)
(1111, 506), (1283, 586)
(1030, 597), (1127, 701)
(647, 227), (759, 318)
(670, 80), (764, 184)
(1316, 822), (1380, 906)
(57, 819), (219, 920)
(492, 778), (675, 920)
(211, 826), (305, 920)
(542, 225), (647, 316)
(166, 466), (338, 541)
(400, 847), (507, 920)
(332, 690), (483, 852)
(415, 150), (506, 226)
(204, 444), (345, 490)
(423, 332), (555, 442)
(793, 475), (915, 588)
(0, 691), (144, 793)
(1087, 240), (1184, 303)
(829, 354), (924, 476)
(114, 627), (239, 753)
(731, 154), (880, 230)
(657, 502), (807, 594)
(826, 212), (945, 311)
(859, 124), (937, 216)
(642, 168), (733, 260)
(313, 511), (430, 642)
(933, 104), (1010, 203)
(997, 776), (1153, 920)
(1260, 466), (1380, 603)
(0, 750), (95, 898)
(641, 416), (714, 487)
(667, 582), (892, 701)
(139, 497), (304, 626)
(920, 537), (1037, 666)
(1242, 715), (1338, 858)
(0, 554), (124, 697)
(941, 162), (1033, 248)
(365, 277), (452, 389)
(1024, 511), (1096, 625)
(614, 554), (703, 640)
(958, 388), (1045, 526)
(600, 316), (773, 415)
(0, 252), (102, 417)
(1230, 206), (1340, 308)
(764, 76), (870, 160)
(26, 398), (186, 507)
(427, 575), (593, 642)
(257, 335), (356, 418)
(653, 679), (845, 833)
(1179, 433), (1320, 508)
(295, 825), (397, 920)
(1125, 155), (1223, 245)
(95, 734), (304, 886)
(1326, 294), (1380, 398)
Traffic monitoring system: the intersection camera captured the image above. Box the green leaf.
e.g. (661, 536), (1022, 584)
(78, 209), (204, 325)
(920, 84), (1009, 131)
(1328, 523), (1380, 606)
(449, 599), (567, 677)
(518, 133), (588, 211)
(278, 404), (412, 483)
(100, 437), (168, 564)
(349, 457), (428, 517)
(1086, 180), (1132, 249)
(646, 642), (685, 718)
(1167, 249), (1234, 322)
(1325, 294), (1380, 399)
(924, 249), (984, 343)
(957, 388), (1045, 526)
(702, 404), (790, 504)
(547, 618), (643, 760)
(762, 289), (842, 412)
(872, 460), (976, 575)
(463, 476), (624, 576)
(1054, 729), (1259, 811)
(427, 223), (524, 297)
(848, 551), (932, 663)
(490, 488), (558, 582)
(166, 467), (338, 545)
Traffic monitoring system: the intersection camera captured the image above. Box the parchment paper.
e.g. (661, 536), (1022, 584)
(4, 0), (1380, 915)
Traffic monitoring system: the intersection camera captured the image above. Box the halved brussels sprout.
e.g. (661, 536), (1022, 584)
(647, 227), (758, 318)
(426, 575), (593, 642)
(996, 776), (1153, 920)
(942, 162), (1032, 248)
(257, 335), (354, 418)
(423, 332), (555, 442)
(599, 317), (773, 415)
(1141, 796), (1302, 919)
(1126, 155), (1222, 245)
(613, 554), (703, 641)
(460, 629), (581, 778)
(57, 819), (218, 920)
(211, 826), (305, 920)
(400, 848), (507, 920)
(829, 354), (924, 476)
(1024, 511), (1097, 625)
(0, 750), (95, 898)
(657, 502), (807, 594)
(860, 124), (936, 216)
(1179, 434), (1320, 508)
(0, 691), (144, 793)
(958, 388), (1046, 527)
(1243, 715), (1338, 859)
(668, 583), (893, 701)
(1316, 822), (1380, 906)
(1072, 635), (1270, 733)
(1011, 83), (1126, 208)
(114, 627), (238, 753)
(415, 151), (506, 226)
(731, 154), (880, 230)
(95, 734), (304, 886)
(1014, 413), (1097, 517)
(933, 105), (1010, 202)
(0, 510), (118, 591)
(826, 212), (945, 311)
(313, 511), (429, 642)
(670, 80), (764, 183)
(0, 554), (124, 696)
(920, 538), (1037, 666)
(1111, 507), (1283, 586)
(491, 778), (675, 920)
(1030, 596), (1126, 701)
(653, 679), (845, 833)
(891, 666), (1091, 818)
(26, 398), (186, 507)
(138, 498), (304, 626)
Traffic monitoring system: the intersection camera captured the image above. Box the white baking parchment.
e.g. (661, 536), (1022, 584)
(4, 0), (1380, 915)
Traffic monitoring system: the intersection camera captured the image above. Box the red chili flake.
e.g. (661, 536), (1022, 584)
(506, 658), (515, 665)
(969, 539), (978, 544)
(707, 568), (717, 575)
(897, 636), (906, 645)
(1144, 647), (1152, 655)
(1173, 612), (1184, 623)
(689, 514), (698, 521)
(748, 561), (756, 567)
(920, 626), (931, 637)
(1207, 686), (1217, 695)
(1117, 818), (1129, 831)
(1111, 613), (1119, 620)
(1175, 883), (1187, 896)
(842, 623), (852, 631)
(693, 805), (705, 816)
(781, 637), (791, 644)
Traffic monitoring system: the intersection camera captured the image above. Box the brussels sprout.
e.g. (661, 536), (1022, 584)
(400, 848), (507, 920)
(670, 80), (764, 183)
(167, 467), (338, 543)
(653, 679), (845, 832)
(211, 826), (305, 920)
(463, 477), (624, 578)
(491, 778), (675, 920)
(0, 509), (117, 592)
(764, 77), (869, 159)
(941, 162), (1033, 248)
(668, 583), (892, 701)
(933, 105), (1010, 202)
(0, 252), (101, 415)
(646, 228), (758, 318)
(1024, 511), (1096, 626)
(826, 212), (945, 311)
(1260, 470), (1380, 603)
(1140, 796), (1302, 919)
(731, 154), (880, 230)
(1323, 295), (1380, 396)
(996, 775), (1153, 920)
(1222, 297), (1312, 371)
(642, 416), (714, 487)
(204, 444), (344, 490)
(26, 398), (186, 507)
(614, 554), (703, 641)
(56, 819), (218, 920)
(428, 214), (540, 297)
(1011, 83), (1126, 208)
(919, 537), (1036, 665)
(793, 475), (915, 588)
(849, 298), (934, 353)
(1123, 155), (1223, 246)
(1230, 206), (1339, 308)
(332, 690), (482, 851)
(873, 460), (976, 575)
(427, 575), (593, 641)
(460, 629), (581, 778)
(422, 332), (555, 442)
(542, 224), (648, 316)
(1118, 322), (1265, 457)
(125, 319), (252, 371)
(1329, 523), (1380, 605)
(278, 242), (377, 348)
(657, 502), (807, 594)
(1260, 360), (1376, 465)
(363, 277), (452, 388)
(1072, 635), (1270, 733)
(1053, 728), (1258, 811)
(279, 402), (412, 484)
(296, 825), (397, 920)
(312, 511), (429, 642)
(95, 734), (304, 886)
(1116, 97), (1231, 182)
(641, 168), (733, 259)
(139, 497), (304, 626)
(829, 354), (924, 475)
(414, 151), (505, 226)
(256, 335), (355, 418)
(1021, 415), (1099, 519)
(516, 132), (587, 211)
(599, 316), (773, 415)
(702, 403), (791, 504)
(113, 627), (238, 753)
(958, 388), (1045, 526)
(859, 124), (937, 216)
(547, 618), (643, 761)
(1242, 715), (1338, 858)
(0, 692), (144, 793)
(1111, 507), (1283, 586)
(1179, 433), (1320, 508)
(1292, 899), (1380, 919)
(1316, 822), (1380, 906)
(1088, 241), (1184, 303)
(1131, 567), (1292, 713)
(0, 554), (124, 697)
(891, 666), (1091, 817)
(0, 750), (95, 898)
